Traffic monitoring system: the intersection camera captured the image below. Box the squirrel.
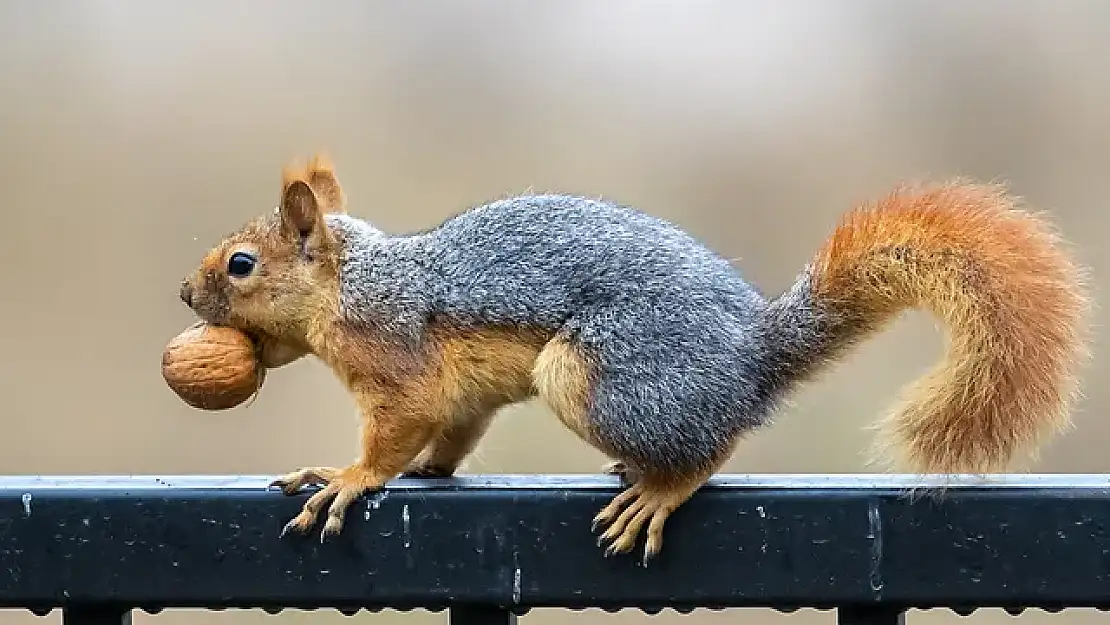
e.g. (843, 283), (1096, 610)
(180, 154), (1089, 565)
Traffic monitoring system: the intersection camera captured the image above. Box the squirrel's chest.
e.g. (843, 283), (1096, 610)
(308, 314), (549, 409)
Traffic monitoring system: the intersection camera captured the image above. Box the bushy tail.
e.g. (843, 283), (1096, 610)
(762, 180), (1090, 474)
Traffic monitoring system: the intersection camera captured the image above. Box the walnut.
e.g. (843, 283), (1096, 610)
(162, 322), (264, 410)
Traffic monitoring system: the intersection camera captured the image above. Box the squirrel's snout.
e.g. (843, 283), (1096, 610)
(180, 280), (194, 308)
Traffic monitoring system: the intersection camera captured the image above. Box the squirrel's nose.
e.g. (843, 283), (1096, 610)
(180, 280), (193, 307)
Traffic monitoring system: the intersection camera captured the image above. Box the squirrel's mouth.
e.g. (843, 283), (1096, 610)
(191, 299), (231, 327)
(181, 277), (232, 326)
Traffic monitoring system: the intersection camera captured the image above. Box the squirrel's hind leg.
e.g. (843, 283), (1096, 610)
(533, 330), (733, 565)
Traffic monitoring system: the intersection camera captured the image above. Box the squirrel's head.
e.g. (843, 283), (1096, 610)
(180, 155), (347, 341)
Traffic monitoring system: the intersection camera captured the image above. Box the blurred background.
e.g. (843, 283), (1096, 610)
(0, 0), (1107, 623)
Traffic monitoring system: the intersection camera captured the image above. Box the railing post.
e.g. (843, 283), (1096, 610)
(449, 604), (518, 625)
(62, 606), (132, 625)
(837, 606), (906, 625)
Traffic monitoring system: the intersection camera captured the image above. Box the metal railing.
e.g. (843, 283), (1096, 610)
(4, 474), (1110, 625)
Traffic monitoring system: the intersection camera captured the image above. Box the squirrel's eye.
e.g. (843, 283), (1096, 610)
(227, 252), (256, 278)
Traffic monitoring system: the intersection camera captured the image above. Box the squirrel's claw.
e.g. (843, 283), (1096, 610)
(321, 523), (341, 541)
(279, 511), (316, 538)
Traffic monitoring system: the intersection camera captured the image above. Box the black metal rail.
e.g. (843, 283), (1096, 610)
(2, 474), (1110, 624)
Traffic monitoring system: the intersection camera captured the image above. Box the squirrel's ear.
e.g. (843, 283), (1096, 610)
(308, 153), (346, 214)
(279, 177), (322, 237)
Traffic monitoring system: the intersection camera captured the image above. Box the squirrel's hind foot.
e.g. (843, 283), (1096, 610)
(591, 475), (705, 566)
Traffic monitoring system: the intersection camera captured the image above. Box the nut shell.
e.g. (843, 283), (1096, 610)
(162, 322), (263, 411)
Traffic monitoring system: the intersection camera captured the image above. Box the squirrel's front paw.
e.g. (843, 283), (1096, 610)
(273, 465), (381, 542)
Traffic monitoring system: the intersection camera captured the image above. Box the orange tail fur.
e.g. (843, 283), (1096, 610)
(805, 180), (1090, 474)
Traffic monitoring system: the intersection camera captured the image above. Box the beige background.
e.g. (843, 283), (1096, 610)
(1, 1), (1107, 623)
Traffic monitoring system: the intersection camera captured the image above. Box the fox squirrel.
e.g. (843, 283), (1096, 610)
(179, 155), (1089, 565)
